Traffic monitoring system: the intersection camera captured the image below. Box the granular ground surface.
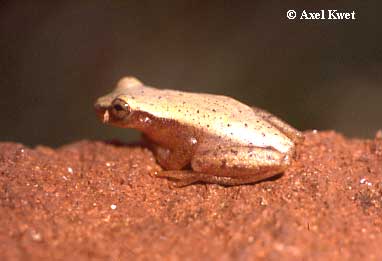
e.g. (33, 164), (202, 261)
(1, 131), (381, 260)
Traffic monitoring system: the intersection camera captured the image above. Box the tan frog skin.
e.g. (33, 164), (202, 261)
(94, 77), (304, 186)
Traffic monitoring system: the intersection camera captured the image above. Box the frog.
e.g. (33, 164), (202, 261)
(94, 77), (304, 186)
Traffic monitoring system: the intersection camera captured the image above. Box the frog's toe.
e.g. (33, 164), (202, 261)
(155, 170), (201, 187)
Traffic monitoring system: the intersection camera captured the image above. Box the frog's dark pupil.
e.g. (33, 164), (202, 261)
(114, 104), (124, 111)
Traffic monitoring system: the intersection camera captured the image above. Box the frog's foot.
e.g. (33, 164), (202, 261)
(157, 170), (281, 187)
(251, 107), (304, 144)
(155, 171), (201, 187)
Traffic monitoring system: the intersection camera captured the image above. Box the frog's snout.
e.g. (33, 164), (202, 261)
(94, 102), (110, 123)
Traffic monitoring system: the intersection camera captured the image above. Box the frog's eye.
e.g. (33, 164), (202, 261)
(110, 98), (130, 120)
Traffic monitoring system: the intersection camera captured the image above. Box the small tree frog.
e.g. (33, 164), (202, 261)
(95, 77), (304, 186)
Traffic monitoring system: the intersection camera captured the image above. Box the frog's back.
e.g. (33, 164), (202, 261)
(123, 85), (252, 124)
(122, 85), (294, 154)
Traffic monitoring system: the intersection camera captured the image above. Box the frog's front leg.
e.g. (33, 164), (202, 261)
(157, 146), (292, 186)
(142, 134), (195, 170)
(148, 143), (192, 170)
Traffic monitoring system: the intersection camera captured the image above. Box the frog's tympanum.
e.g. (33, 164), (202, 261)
(95, 77), (304, 186)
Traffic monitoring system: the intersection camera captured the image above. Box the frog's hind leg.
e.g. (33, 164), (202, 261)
(157, 146), (291, 186)
(252, 107), (304, 144)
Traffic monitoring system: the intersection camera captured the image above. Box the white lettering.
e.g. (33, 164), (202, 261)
(328, 10), (356, 20)
(351, 11), (356, 19)
(300, 10), (325, 20)
(294, 9), (356, 21)
(300, 10), (308, 19)
(328, 10), (337, 19)
(320, 9), (325, 19)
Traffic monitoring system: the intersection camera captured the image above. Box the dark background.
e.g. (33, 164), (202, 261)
(1, 1), (381, 146)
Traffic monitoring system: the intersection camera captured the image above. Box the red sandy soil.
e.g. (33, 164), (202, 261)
(0, 131), (381, 260)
